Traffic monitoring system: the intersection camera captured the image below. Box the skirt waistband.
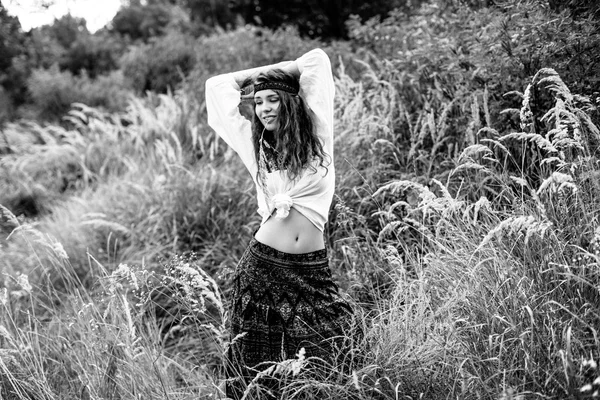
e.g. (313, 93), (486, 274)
(248, 237), (328, 267)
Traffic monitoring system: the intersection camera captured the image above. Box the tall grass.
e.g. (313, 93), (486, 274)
(0, 212), (221, 399)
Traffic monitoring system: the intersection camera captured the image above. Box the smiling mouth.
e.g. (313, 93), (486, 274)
(263, 116), (276, 123)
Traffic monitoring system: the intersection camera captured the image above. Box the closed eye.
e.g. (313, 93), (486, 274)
(254, 96), (280, 104)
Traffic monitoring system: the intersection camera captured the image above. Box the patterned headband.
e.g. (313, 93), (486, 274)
(254, 81), (299, 95)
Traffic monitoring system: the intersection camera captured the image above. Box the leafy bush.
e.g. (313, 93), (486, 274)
(111, 3), (172, 41)
(0, 6), (29, 111)
(0, 86), (13, 122)
(120, 30), (197, 93)
(59, 32), (125, 78)
(44, 13), (89, 49)
(26, 27), (66, 70)
(27, 65), (81, 119)
(77, 70), (132, 111)
(27, 65), (131, 120)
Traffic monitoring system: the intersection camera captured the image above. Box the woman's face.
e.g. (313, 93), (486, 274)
(254, 89), (281, 132)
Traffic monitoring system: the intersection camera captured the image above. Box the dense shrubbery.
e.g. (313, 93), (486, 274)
(26, 65), (131, 120)
(59, 32), (125, 78)
(344, 1), (600, 183)
(111, 2), (172, 41)
(121, 30), (197, 93)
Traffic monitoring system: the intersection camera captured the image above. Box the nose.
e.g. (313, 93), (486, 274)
(260, 103), (271, 114)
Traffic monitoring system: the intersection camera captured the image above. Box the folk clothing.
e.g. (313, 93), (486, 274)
(205, 48), (335, 232)
(224, 238), (352, 398)
(205, 48), (352, 399)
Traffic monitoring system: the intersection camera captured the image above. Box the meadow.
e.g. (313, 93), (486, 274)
(1, 2), (600, 399)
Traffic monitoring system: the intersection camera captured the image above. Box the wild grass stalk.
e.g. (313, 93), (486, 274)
(0, 207), (223, 399)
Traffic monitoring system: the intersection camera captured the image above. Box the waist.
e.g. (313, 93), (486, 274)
(255, 208), (325, 254)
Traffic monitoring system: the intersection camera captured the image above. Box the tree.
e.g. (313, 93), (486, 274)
(228, 0), (425, 38)
(59, 32), (124, 77)
(0, 4), (29, 110)
(120, 31), (196, 93)
(111, 3), (172, 41)
(180, 0), (236, 30)
(47, 13), (89, 49)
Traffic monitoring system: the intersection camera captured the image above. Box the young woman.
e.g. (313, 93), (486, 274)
(206, 48), (352, 399)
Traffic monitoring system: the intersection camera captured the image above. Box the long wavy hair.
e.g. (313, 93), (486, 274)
(251, 69), (329, 182)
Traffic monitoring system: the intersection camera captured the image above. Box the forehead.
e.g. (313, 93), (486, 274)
(254, 89), (278, 99)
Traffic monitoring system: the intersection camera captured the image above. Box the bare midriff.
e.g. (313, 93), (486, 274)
(254, 207), (325, 254)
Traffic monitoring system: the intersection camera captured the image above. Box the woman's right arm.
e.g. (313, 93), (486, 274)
(205, 61), (292, 170)
(205, 73), (252, 165)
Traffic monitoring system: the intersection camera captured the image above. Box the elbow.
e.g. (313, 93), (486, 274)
(312, 48), (327, 57)
(205, 76), (219, 93)
(310, 48), (330, 64)
(297, 48), (331, 75)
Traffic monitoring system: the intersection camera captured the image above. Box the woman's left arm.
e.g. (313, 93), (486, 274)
(294, 49), (335, 152)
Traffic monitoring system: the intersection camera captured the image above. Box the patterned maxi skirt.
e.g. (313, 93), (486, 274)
(224, 237), (352, 399)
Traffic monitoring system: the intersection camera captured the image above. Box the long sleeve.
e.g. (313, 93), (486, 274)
(205, 49), (336, 231)
(296, 48), (336, 158)
(205, 72), (256, 173)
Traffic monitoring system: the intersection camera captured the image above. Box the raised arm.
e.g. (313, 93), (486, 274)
(295, 49), (335, 155)
(205, 72), (250, 158)
(205, 50), (334, 171)
(205, 60), (295, 172)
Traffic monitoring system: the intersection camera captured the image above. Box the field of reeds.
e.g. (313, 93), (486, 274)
(1, 2), (600, 399)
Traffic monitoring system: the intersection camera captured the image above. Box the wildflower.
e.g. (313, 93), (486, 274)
(165, 259), (223, 315)
(290, 347), (306, 376)
(111, 263), (139, 291)
(584, 358), (598, 369)
(582, 384), (593, 392)
(520, 84), (534, 132)
(0, 288), (7, 306)
(52, 242), (69, 259)
(16, 274), (32, 293)
(352, 370), (360, 390)
(114, 263), (130, 276)
(0, 325), (10, 339)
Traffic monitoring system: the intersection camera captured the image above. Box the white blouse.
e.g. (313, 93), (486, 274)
(205, 48), (335, 232)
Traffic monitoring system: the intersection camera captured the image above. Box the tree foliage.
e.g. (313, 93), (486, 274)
(59, 32), (125, 78)
(163, 0), (429, 38)
(0, 4), (28, 112)
(111, 2), (172, 41)
(45, 13), (89, 49)
(120, 31), (196, 93)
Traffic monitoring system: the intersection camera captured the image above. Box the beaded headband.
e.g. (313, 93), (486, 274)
(254, 81), (299, 95)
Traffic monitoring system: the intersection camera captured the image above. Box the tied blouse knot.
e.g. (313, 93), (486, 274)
(205, 49), (335, 232)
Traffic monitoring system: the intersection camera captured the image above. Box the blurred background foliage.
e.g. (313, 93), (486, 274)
(1, 0), (599, 124)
